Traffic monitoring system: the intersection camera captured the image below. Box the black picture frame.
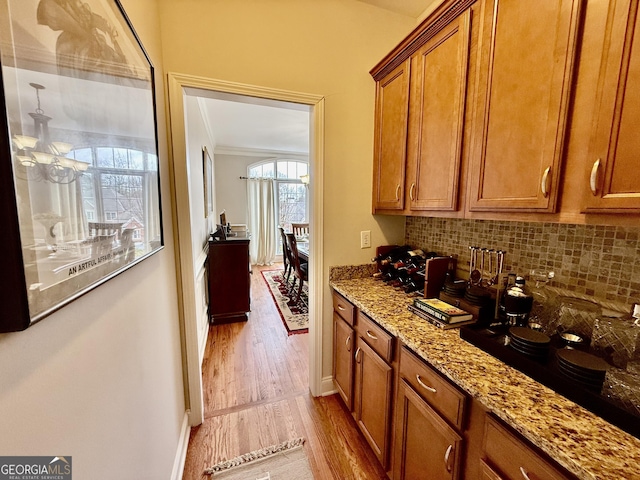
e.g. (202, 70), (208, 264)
(0, 0), (163, 332)
(203, 146), (213, 218)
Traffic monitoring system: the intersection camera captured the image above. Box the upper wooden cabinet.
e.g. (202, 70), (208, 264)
(467, 0), (583, 212)
(407, 11), (471, 211)
(372, 59), (411, 211)
(583, 0), (640, 213)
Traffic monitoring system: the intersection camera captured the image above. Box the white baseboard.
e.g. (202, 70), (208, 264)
(171, 411), (191, 480)
(320, 375), (337, 396)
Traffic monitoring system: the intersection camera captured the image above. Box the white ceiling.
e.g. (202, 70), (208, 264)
(189, 0), (438, 156)
(196, 95), (311, 155)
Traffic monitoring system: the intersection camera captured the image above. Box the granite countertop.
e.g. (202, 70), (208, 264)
(329, 275), (640, 480)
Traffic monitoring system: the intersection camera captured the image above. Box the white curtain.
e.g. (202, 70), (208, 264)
(247, 178), (276, 265)
(47, 180), (87, 242)
(144, 171), (161, 248)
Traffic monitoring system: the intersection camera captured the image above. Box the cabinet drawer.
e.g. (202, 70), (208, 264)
(480, 459), (504, 480)
(399, 346), (466, 430)
(357, 312), (394, 363)
(483, 415), (574, 480)
(333, 291), (355, 326)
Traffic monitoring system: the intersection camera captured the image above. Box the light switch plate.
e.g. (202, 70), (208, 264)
(361, 230), (371, 249)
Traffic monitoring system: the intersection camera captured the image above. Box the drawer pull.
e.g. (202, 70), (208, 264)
(409, 183), (415, 201)
(337, 304), (346, 311)
(345, 335), (351, 352)
(540, 166), (551, 197)
(519, 466), (531, 480)
(590, 158), (601, 195)
(355, 347), (362, 363)
(395, 184), (401, 200)
(416, 374), (437, 393)
(444, 444), (453, 472)
(366, 330), (378, 341)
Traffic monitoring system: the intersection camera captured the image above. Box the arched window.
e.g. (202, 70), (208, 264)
(248, 159), (308, 253)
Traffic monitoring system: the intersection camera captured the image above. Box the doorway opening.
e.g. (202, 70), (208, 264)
(166, 73), (325, 426)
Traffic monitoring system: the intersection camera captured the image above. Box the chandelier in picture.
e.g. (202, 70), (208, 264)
(12, 83), (89, 184)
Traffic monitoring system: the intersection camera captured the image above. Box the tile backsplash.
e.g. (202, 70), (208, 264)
(405, 217), (640, 309)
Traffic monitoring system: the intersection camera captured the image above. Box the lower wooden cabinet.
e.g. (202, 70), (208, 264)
(333, 311), (354, 409)
(393, 379), (464, 480)
(330, 287), (583, 479)
(482, 415), (574, 480)
(353, 337), (394, 469)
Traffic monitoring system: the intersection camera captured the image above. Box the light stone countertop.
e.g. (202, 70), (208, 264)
(329, 276), (640, 480)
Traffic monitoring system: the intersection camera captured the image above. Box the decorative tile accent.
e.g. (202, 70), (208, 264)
(405, 217), (640, 308)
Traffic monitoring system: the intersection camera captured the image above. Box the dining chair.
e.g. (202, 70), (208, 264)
(291, 222), (309, 237)
(286, 233), (308, 303)
(279, 226), (293, 282)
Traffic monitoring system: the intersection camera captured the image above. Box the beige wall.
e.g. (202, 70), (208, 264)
(158, 0), (412, 378)
(214, 153), (259, 226)
(0, 1), (186, 479)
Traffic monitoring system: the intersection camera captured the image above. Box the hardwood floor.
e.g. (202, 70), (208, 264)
(182, 264), (387, 479)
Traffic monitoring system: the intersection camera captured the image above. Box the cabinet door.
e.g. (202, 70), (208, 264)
(333, 312), (354, 410)
(353, 337), (394, 468)
(583, 0), (640, 212)
(468, 0), (583, 212)
(408, 10), (471, 211)
(393, 380), (464, 480)
(372, 59), (411, 211)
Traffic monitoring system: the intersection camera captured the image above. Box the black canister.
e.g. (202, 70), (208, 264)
(503, 276), (533, 326)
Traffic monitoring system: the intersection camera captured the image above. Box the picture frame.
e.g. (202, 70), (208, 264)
(203, 145), (213, 217)
(0, 0), (163, 332)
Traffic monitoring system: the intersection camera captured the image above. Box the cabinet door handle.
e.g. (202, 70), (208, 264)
(395, 184), (401, 200)
(590, 158), (601, 195)
(409, 183), (415, 201)
(540, 166), (551, 197)
(519, 466), (532, 480)
(355, 347), (362, 363)
(416, 374), (437, 393)
(366, 330), (378, 340)
(345, 335), (351, 352)
(444, 444), (453, 472)
(337, 304), (346, 311)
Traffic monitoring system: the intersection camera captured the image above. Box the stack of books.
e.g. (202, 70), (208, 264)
(409, 298), (476, 329)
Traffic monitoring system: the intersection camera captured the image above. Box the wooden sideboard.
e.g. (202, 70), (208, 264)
(207, 234), (250, 324)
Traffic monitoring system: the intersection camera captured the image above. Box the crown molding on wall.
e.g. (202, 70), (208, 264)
(214, 145), (309, 160)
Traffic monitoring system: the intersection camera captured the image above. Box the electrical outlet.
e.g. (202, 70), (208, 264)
(361, 230), (371, 249)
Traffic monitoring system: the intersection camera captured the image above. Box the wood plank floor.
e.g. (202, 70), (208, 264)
(182, 264), (387, 479)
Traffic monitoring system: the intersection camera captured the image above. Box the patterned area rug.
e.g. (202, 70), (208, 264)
(261, 269), (309, 335)
(204, 437), (313, 479)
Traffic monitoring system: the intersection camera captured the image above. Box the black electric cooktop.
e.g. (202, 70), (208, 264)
(459, 324), (640, 439)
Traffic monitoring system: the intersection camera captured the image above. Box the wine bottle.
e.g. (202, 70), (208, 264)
(372, 245), (412, 265)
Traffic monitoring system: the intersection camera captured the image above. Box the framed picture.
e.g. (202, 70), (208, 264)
(203, 146), (213, 217)
(0, 0), (163, 332)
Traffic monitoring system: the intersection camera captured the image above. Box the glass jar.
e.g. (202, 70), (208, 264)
(591, 304), (640, 371)
(545, 296), (601, 340)
(527, 270), (557, 331)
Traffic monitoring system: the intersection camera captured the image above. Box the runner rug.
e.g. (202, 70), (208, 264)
(204, 437), (313, 479)
(261, 269), (309, 335)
